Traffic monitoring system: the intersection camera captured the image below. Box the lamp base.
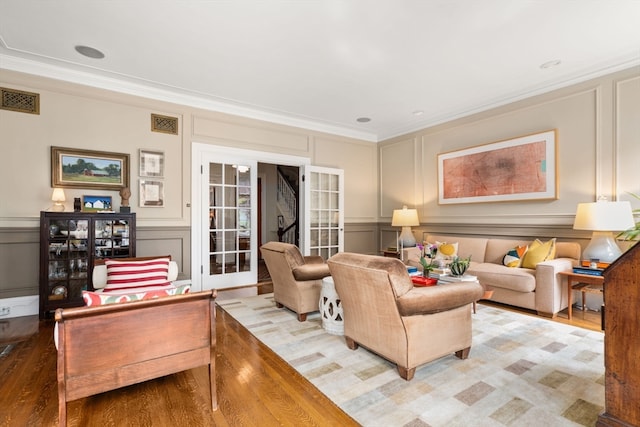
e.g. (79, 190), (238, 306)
(51, 203), (65, 212)
(398, 227), (416, 247)
(582, 231), (623, 264)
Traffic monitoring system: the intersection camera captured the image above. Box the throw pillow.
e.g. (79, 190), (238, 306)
(521, 238), (556, 269)
(502, 245), (528, 268)
(435, 241), (458, 260)
(82, 287), (176, 306)
(104, 257), (172, 293)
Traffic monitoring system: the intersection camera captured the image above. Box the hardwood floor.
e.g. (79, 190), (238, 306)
(0, 306), (357, 427)
(0, 298), (602, 426)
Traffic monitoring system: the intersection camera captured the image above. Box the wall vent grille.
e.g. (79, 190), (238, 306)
(1, 87), (40, 114)
(151, 114), (178, 135)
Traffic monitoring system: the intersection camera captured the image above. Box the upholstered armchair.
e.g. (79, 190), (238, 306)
(260, 241), (331, 321)
(327, 252), (483, 380)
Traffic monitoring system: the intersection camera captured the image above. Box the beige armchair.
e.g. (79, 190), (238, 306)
(260, 241), (330, 321)
(327, 252), (483, 380)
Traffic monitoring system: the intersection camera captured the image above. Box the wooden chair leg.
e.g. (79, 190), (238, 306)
(276, 302), (283, 308)
(297, 312), (307, 322)
(397, 366), (416, 381)
(455, 346), (471, 359)
(345, 336), (359, 350)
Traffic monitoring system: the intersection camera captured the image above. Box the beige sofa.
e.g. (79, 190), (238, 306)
(328, 252), (483, 380)
(404, 234), (581, 317)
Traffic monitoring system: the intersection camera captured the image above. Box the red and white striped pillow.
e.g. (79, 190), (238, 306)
(104, 257), (172, 294)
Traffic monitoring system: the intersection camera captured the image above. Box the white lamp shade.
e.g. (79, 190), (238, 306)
(391, 206), (419, 227)
(392, 205), (419, 248)
(573, 200), (635, 263)
(51, 188), (66, 202)
(573, 201), (634, 231)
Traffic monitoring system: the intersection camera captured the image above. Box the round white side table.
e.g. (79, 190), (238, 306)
(319, 276), (344, 335)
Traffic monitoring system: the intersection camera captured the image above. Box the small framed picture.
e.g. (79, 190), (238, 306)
(139, 180), (164, 207)
(82, 195), (113, 212)
(139, 149), (164, 177)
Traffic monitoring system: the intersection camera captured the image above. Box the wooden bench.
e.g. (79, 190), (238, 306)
(55, 290), (217, 426)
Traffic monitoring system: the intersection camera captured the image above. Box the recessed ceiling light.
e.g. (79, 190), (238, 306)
(540, 59), (561, 69)
(75, 45), (105, 59)
(356, 117), (371, 123)
(412, 110), (424, 116)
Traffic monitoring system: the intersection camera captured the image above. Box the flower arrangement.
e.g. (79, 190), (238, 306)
(416, 243), (438, 276)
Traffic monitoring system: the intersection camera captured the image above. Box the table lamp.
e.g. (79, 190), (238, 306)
(391, 205), (419, 248)
(51, 188), (66, 212)
(573, 199), (634, 263)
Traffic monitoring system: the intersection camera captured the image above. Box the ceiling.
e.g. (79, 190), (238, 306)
(1, 1), (639, 142)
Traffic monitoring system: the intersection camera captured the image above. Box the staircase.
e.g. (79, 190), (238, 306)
(276, 166), (299, 245)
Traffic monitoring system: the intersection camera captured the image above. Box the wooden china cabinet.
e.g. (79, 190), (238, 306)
(39, 211), (136, 319)
(597, 241), (640, 427)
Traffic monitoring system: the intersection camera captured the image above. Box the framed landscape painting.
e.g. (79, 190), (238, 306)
(51, 146), (130, 190)
(437, 130), (557, 204)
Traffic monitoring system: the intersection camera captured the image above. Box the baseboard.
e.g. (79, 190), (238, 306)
(0, 295), (39, 319)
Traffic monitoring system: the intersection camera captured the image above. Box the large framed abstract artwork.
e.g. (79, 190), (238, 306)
(438, 130), (557, 204)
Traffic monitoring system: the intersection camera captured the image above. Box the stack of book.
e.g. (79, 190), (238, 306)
(437, 274), (478, 283)
(406, 266), (421, 277)
(427, 268), (451, 279)
(572, 266), (605, 276)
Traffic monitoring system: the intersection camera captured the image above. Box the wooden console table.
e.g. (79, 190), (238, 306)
(558, 271), (604, 320)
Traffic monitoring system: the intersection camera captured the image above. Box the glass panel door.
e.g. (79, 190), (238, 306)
(202, 156), (257, 289)
(302, 165), (344, 259)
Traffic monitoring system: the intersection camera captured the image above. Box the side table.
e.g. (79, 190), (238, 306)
(381, 250), (400, 258)
(319, 276), (344, 335)
(558, 271), (604, 320)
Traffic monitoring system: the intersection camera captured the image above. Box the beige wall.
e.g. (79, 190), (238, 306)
(0, 69), (379, 302)
(379, 67), (640, 250)
(1, 66), (638, 305)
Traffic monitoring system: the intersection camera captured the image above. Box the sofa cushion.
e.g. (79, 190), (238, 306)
(521, 238), (556, 269)
(82, 283), (190, 306)
(396, 281), (484, 315)
(104, 257), (172, 293)
(502, 245), (528, 267)
(468, 263), (536, 293)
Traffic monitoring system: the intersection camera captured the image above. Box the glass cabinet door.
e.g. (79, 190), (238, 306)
(95, 219), (131, 258)
(46, 218), (89, 305)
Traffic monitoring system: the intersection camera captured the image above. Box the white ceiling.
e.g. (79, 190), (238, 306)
(1, 1), (639, 142)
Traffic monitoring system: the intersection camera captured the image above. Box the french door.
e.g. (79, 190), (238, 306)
(191, 143), (343, 291)
(301, 165), (344, 258)
(200, 153), (257, 289)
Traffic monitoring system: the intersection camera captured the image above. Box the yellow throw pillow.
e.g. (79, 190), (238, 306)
(435, 241), (458, 260)
(521, 238), (556, 269)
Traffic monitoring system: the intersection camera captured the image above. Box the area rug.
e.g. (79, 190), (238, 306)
(218, 294), (604, 427)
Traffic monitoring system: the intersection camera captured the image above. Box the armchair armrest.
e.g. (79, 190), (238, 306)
(534, 258), (577, 315)
(292, 263), (331, 281)
(303, 255), (325, 265)
(401, 247), (422, 265)
(396, 281), (483, 316)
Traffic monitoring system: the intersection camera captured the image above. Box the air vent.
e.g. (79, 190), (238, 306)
(151, 114), (178, 135)
(1, 87), (40, 115)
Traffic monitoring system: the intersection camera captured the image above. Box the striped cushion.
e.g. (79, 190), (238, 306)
(82, 284), (191, 306)
(104, 257), (171, 293)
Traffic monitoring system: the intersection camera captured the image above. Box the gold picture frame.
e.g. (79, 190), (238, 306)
(51, 146), (130, 190)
